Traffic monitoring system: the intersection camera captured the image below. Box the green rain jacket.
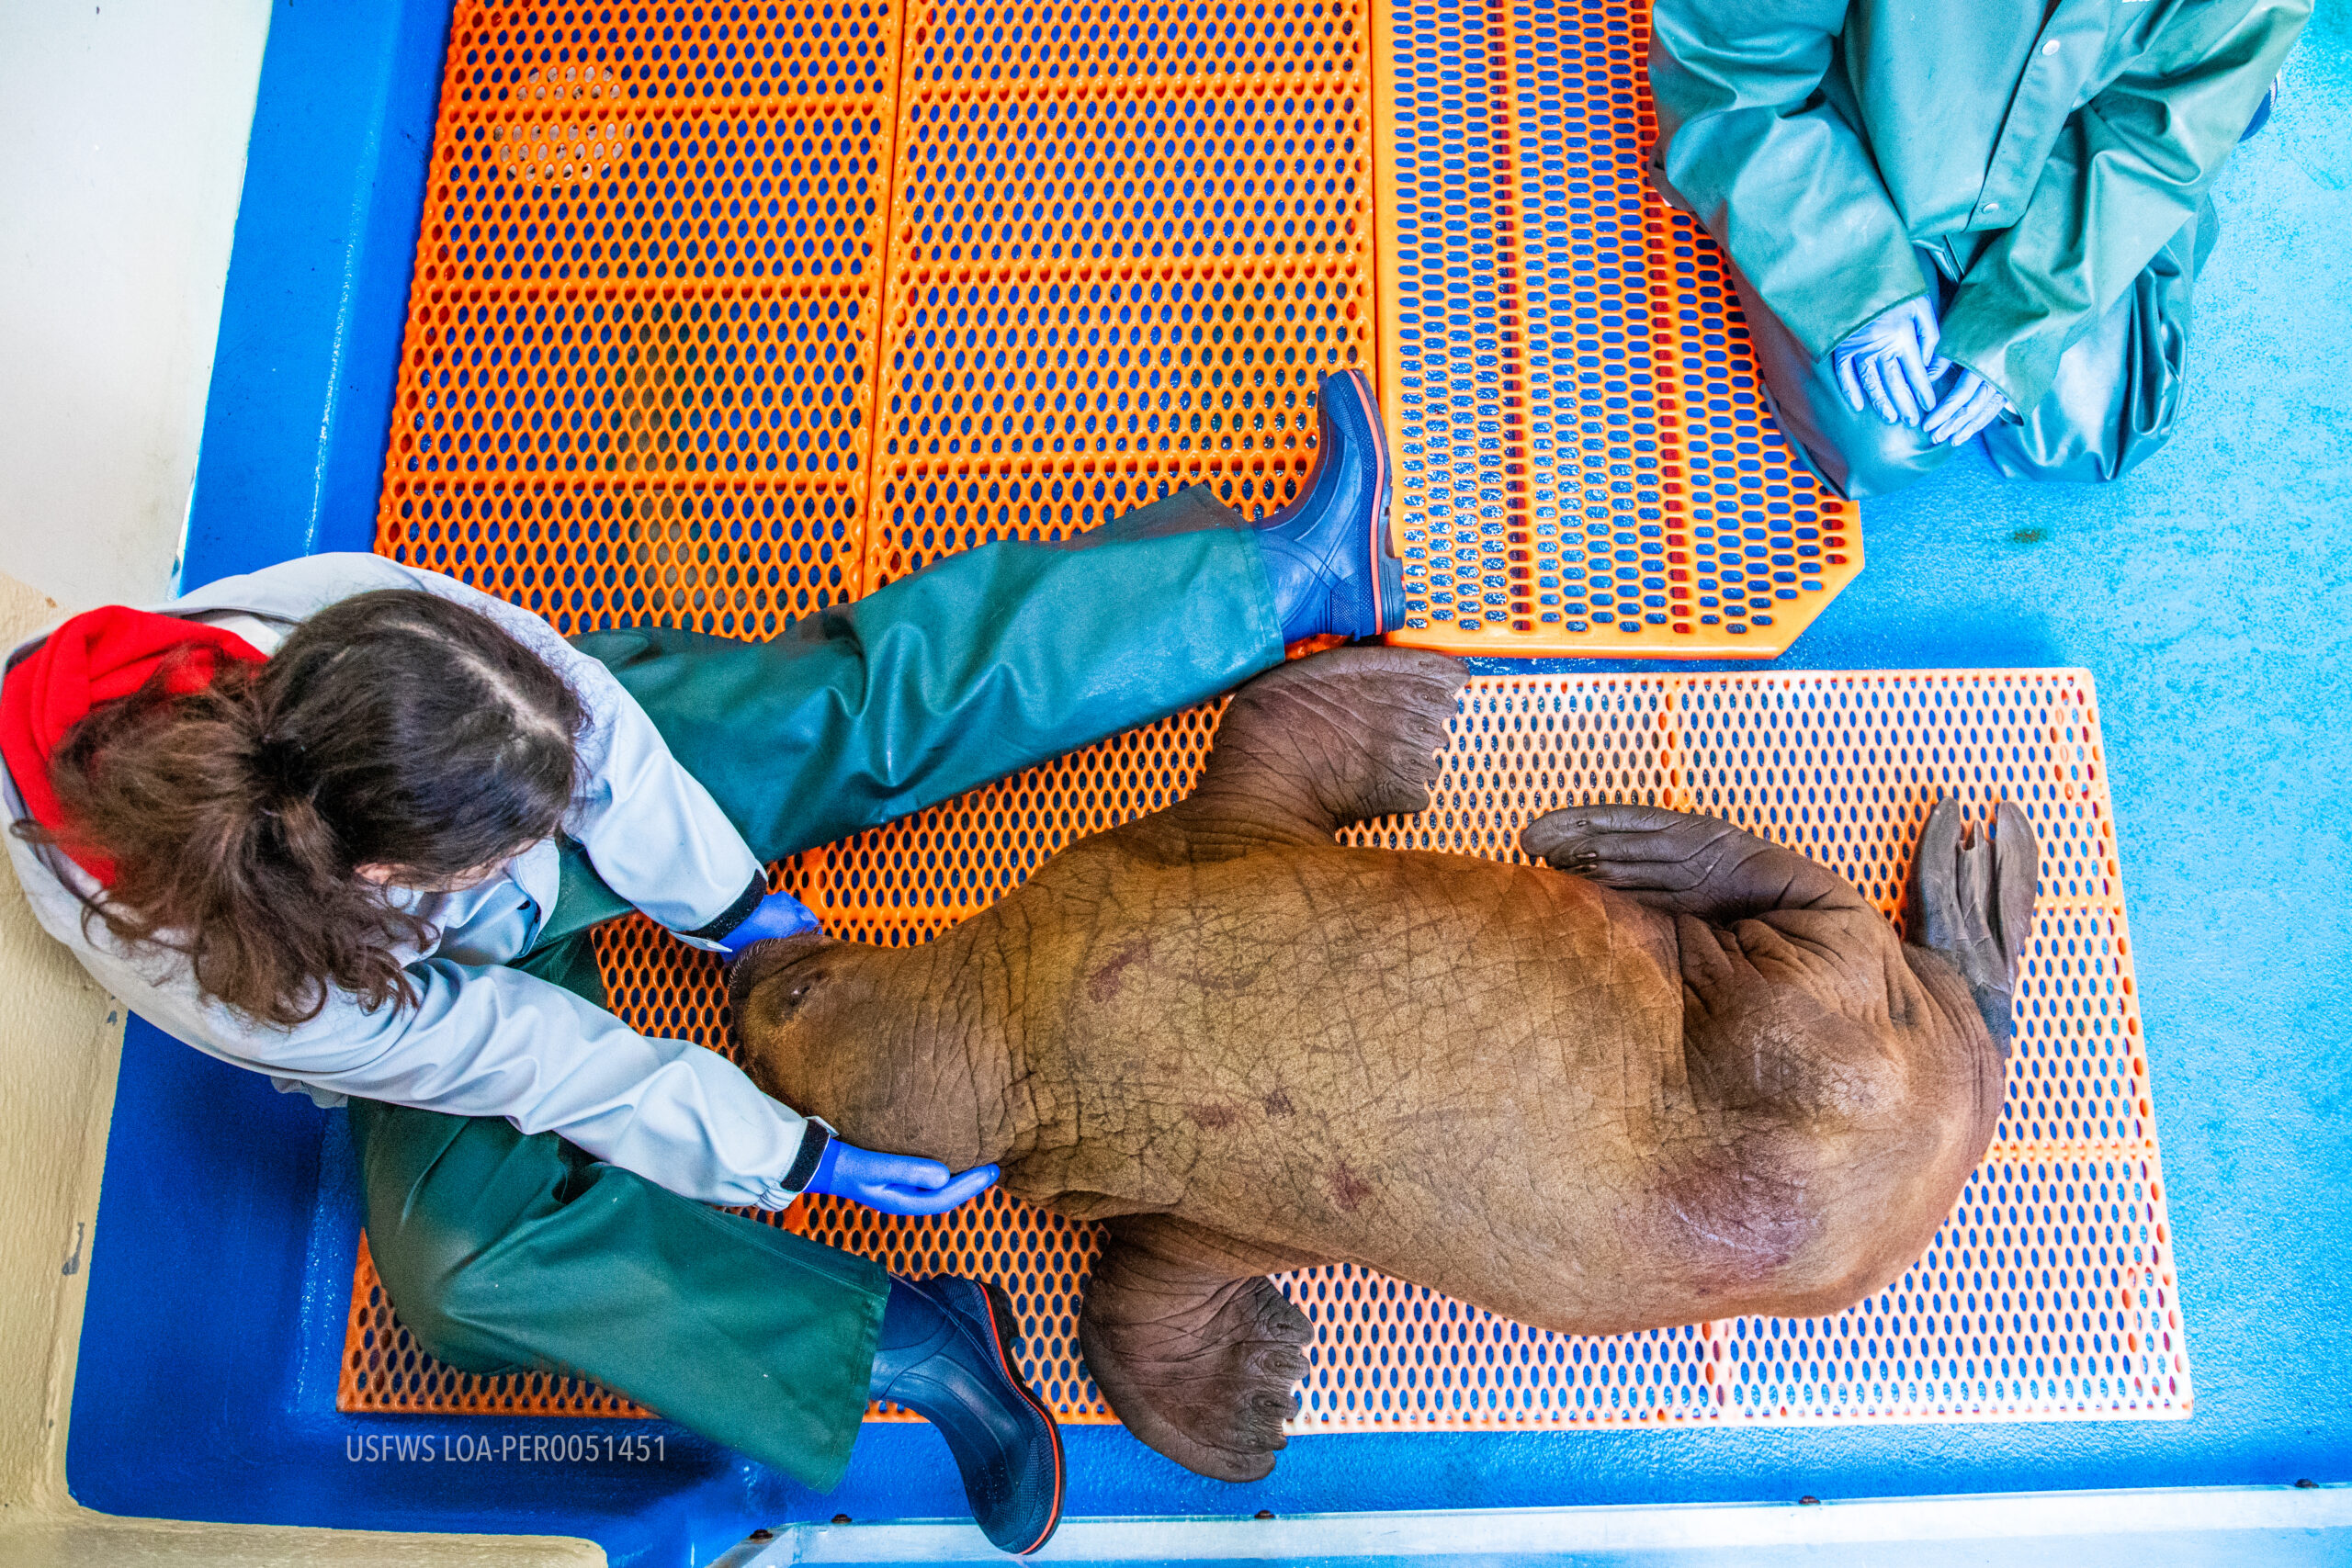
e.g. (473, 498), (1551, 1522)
(1647, 0), (2308, 415)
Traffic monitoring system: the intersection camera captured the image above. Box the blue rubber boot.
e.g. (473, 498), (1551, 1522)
(868, 1275), (1065, 1556)
(1253, 369), (1403, 642)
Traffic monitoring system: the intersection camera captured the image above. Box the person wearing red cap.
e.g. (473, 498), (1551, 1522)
(0, 371), (1399, 1556)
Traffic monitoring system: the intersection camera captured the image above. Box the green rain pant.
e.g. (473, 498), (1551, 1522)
(349, 488), (1283, 1491)
(1735, 201), (2216, 500)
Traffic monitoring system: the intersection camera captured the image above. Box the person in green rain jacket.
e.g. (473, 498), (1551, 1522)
(1647, 0), (2308, 496)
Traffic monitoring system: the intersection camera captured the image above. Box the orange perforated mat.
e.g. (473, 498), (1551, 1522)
(345, 0), (2170, 1432)
(1369, 0), (1859, 653)
(371, 0), (1848, 655)
(342, 671), (2188, 1427)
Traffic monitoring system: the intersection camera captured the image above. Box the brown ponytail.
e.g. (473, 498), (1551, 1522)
(22, 591), (585, 1027)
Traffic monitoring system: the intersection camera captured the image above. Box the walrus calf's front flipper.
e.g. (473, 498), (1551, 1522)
(1078, 1219), (1317, 1483)
(1065, 646), (1464, 1481)
(1909, 798), (2039, 1050)
(1181, 644), (1469, 843)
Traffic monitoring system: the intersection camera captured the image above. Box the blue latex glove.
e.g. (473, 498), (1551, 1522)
(806, 1135), (1000, 1216)
(1920, 362), (2014, 446)
(1830, 297), (1942, 427)
(716, 888), (820, 960)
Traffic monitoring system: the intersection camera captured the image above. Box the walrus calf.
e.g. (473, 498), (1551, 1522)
(733, 648), (2037, 1482)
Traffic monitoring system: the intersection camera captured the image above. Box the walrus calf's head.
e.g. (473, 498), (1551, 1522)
(731, 927), (1019, 1174)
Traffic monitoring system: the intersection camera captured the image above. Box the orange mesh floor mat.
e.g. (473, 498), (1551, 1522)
(1369, 0), (1859, 653)
(372, 0), (1852, 659)
(342, 670), (2188, 1428)
(345, 0), (2175, 1434)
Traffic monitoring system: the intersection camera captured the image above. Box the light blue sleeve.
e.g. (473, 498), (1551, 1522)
(43, 904), (817, 1207)
(254, 959), (819, 1208)
(6, 813), (818, 1207)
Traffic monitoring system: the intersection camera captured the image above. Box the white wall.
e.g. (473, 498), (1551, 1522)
(0, 5), (598, 1561)
(0, 0), (273, 608)
(0, 0), (271, 1517)
(0, 567), (127, 1529)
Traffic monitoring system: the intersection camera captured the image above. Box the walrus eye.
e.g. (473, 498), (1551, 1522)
(787, 983), (812, 1004)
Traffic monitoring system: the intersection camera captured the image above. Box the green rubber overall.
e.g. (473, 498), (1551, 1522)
(1648, 0), (2303, 495)
(351, 489), (1282, 1490)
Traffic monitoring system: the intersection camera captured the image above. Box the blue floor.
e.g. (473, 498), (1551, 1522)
(60, 6), (2352, 1565)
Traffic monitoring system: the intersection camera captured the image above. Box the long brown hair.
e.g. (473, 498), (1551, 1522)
(19, 590), (585, 1027)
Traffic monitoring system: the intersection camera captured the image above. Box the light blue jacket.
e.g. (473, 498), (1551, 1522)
(1649, 0), (2307, 412)
(3, 555), (819, 1209)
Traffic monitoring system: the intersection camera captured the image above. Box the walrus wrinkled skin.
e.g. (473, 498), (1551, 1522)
(732, 648), (2037, 1483)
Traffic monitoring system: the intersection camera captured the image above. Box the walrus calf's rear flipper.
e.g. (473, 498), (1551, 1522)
(1908, 798), (2039, 1051)
(1521, 801), (1869, 919)
(1078, 1218), (1316, 1483)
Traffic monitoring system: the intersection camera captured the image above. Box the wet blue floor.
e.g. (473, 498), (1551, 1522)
(60, 6), (2352, 1564)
